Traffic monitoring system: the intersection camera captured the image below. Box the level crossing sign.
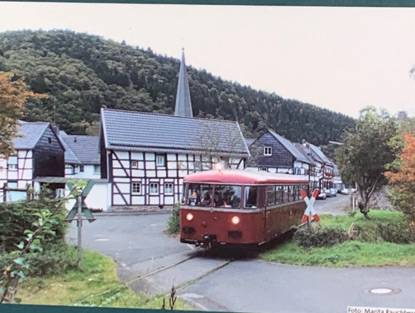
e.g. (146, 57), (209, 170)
(65, 180), (96, 223)
(300, 189), (320, 223)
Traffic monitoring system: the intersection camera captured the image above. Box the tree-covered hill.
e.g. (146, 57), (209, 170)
(0, 30), (355, 145)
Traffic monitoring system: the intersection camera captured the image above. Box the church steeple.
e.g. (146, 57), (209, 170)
(174, 49), (193, 117)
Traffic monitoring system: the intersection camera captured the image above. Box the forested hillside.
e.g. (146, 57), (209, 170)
(0, 30), (355, 145)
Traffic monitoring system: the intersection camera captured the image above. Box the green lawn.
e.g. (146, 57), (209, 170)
(17, 249), (188, 309)
(260, 210), (415, 267)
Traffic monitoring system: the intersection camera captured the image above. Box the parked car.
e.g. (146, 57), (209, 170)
(316, 190), (327, 200)
(323, 188), (332, 197)
(340, 188), (356, 195)
(329, 188), (337, 197)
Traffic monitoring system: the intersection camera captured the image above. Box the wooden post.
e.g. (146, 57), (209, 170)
(77, 194), (83, 266)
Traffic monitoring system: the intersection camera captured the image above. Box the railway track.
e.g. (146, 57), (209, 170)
(124, 248), (236, 296)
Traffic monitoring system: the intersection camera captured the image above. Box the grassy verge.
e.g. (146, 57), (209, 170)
(18, 249), (188, 309)
(260, 210), (415, 267)
(319, 210), (405, 230)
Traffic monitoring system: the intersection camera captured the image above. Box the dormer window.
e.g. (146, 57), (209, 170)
(264, 146), (272, 156)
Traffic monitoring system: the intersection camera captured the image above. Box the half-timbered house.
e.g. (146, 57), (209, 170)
(302, 141), (335, 189)
(99, 108), (250, 208)
(0, 122), (65, 202)
(60, 132), (101, 179)
(246, 129), (313, 175)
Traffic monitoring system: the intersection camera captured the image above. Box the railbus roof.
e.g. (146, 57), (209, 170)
(183, 170), (309, 185)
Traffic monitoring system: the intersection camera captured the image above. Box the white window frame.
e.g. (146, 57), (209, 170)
(149, 183), (159, 194)
(164, 183), (173, 194)
(8, 156), (18, 171)
(65, 164), (75, 175)
(264, 146), (272, 156)
(131, 160), (138, 169)
(156, 155), (166, 167)
(132, 182), (141, 194)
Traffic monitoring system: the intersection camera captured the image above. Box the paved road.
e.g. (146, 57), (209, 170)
(314, 194), (350, 215)
(66, 200), (415, 313)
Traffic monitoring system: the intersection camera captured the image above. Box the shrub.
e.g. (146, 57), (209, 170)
(352, 222), (415, 244)
(0, 198), (68, 252)
(293, 226), (349, 248)
(166, 202), (180, 235)
(23, 244), (78, 277)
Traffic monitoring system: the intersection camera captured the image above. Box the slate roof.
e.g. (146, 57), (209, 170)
(13, 122), (51, 149)
(244, 138), (256, 147)
(307, 142), (335, 167)
(101, 109), (250, 158)
(60, 133), (100, 165)
(293, 143), (316, 166)
(268, 130), (312, 164)
(59, 131), (80, 164)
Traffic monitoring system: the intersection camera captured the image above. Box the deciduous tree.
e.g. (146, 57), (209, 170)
(335, 107), (397, 219)
(0, 72), (45, 158)
(386, 134), (415, 221)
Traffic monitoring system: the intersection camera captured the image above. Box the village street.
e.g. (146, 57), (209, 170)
(66, 196), (415, 313)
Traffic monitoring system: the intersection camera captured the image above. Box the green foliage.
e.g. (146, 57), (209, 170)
(166, 202), (180, 235)
(260, 241), (415, 267)
(23, 244), (77, 277)
(261, 211), (415, 267)
(17, 250), (188, 309)
(335, 106), (398, 216)
(0, 30), (355, 144)
(293, 226), (349, 248)
(0, 198), (67, 252)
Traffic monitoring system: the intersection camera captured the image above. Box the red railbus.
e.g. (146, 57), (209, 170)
(180, 169), (310, 248)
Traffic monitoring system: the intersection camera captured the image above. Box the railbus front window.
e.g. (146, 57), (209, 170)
(187, 183), (213, 207)
(244, 186), (258, 209)
(213, 185), (242, 209)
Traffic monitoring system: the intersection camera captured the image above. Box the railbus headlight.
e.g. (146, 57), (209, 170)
(186, 213), (194, 221)
(231, 216), (240, 225)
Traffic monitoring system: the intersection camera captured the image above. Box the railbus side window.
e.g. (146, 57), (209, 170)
(267, 185), (276, 206)
(244, 186), (258, 209)
(187, 183), (213, 207)
(276, 186), (284, 204)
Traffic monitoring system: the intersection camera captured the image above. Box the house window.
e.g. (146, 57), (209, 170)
(194, 161), (202, 171)
(165, 183), (173, 194)
(260, 167), (268, 172)
(65, 164), (75, 175)
(156, 155), (166, 167)
(132, 182), (141, 194)
(7, 181), (17, 188)
(131, 160), (138, 169)
(7, 156), (17, 171)
(56, 188), (65, 199)
(94, 165), (100, 174)
(264, 147), (272, 156)
(80, 165), (84, 172)
(150, 183), (159, 194)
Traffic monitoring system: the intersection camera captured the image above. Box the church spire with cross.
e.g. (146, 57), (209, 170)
(174, 48), (193, 118)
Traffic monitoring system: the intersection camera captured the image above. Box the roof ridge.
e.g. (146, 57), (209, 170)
(102, 108), (238, 124)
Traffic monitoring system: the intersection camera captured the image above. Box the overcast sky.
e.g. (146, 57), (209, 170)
(1, 2), (415, 118)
